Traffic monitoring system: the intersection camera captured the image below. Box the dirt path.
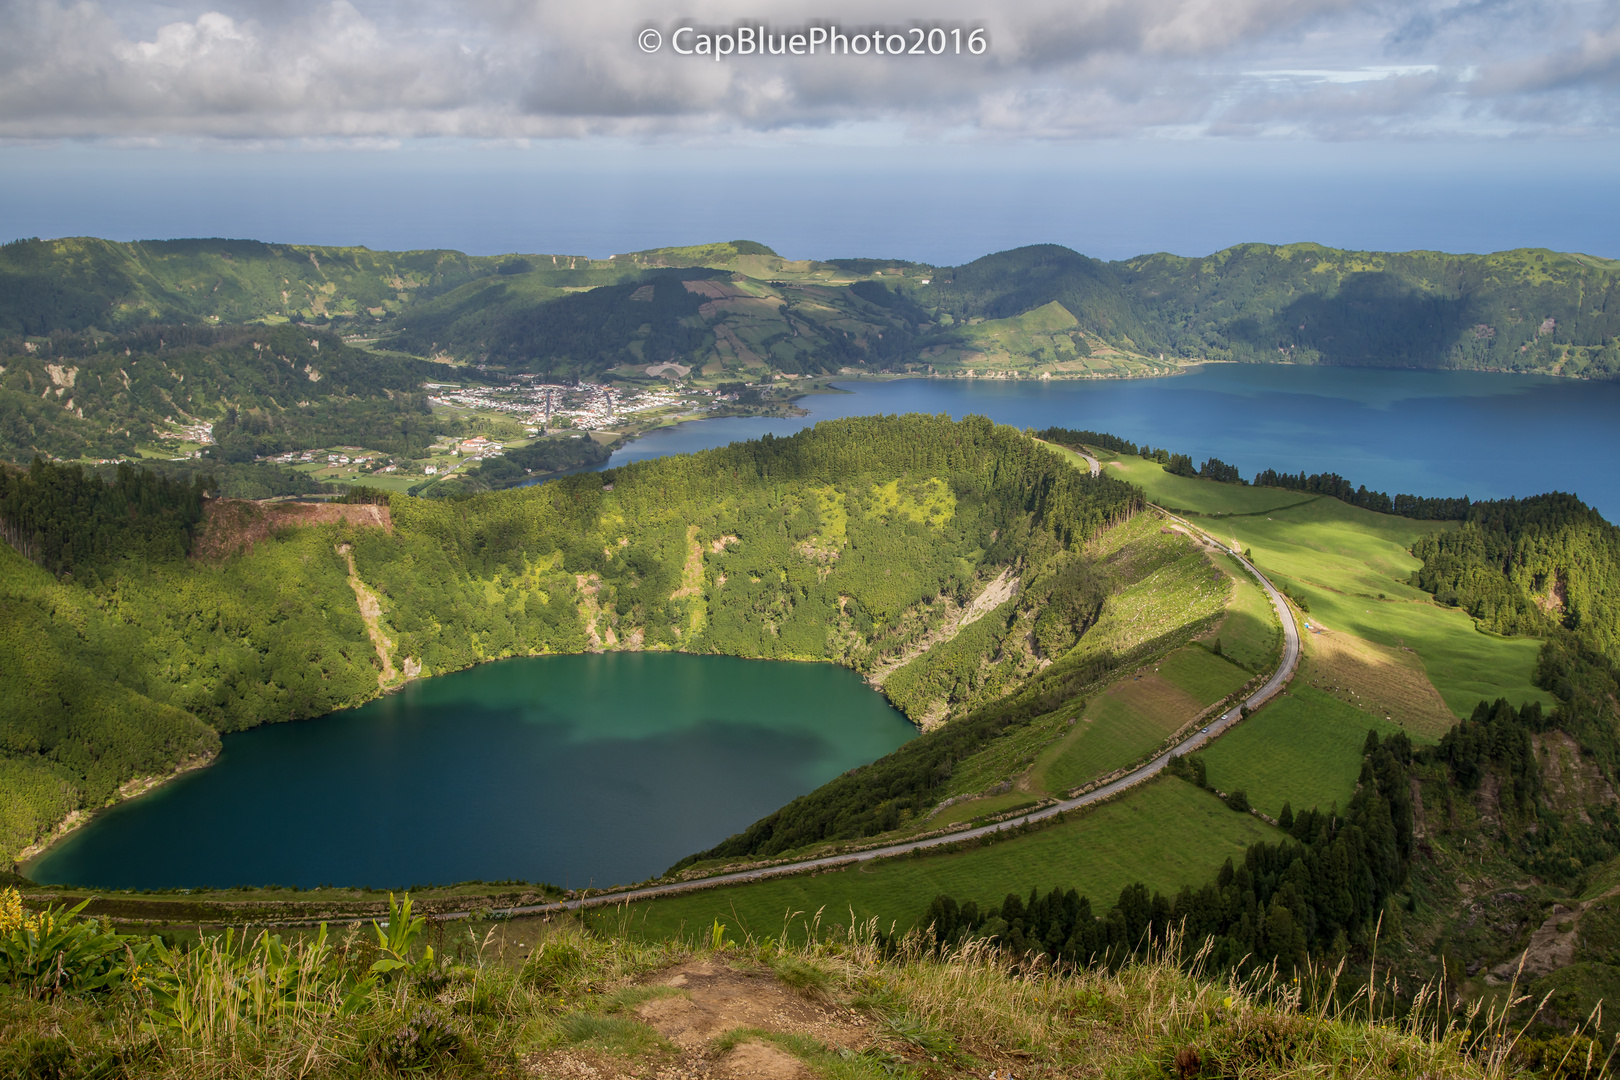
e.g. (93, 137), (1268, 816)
(866, 567), (1019, 690)
(337, 542), (400, 688)
(526, 958), (874, 1079)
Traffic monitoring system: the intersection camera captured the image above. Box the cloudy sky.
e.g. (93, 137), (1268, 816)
(2, 0), (1619, 258)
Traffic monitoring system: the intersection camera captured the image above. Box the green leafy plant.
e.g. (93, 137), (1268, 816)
(145, 923), (376, 1043)
(369, 892), (435, 980)
(0, 887), (149, 998)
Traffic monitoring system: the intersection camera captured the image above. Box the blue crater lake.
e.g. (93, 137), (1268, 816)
(609, 365), (1620, 522)
(28, 654), (916, 891)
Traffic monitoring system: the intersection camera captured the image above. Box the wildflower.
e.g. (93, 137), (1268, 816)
(0, 887), (22, 933)
(0, 887), (38, 935)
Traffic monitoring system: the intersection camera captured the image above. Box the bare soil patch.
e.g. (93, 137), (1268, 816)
(714, 1041), (808, 1079)
(193, 499), (391, 561)
(525, 959), (869, 1079)
(634, 959), (869, 1051)
(1300, 626), (1456, 737)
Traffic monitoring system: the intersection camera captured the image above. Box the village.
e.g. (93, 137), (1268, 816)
(423, 375), (718, 432)
(241, 374), (746, 489)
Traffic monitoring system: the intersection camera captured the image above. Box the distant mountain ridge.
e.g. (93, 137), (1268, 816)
(4, 235), (1619, 383)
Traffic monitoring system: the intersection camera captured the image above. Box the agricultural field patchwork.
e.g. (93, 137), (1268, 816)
(1096, 457), (1552, 717)
(624, 777), (1282, 943)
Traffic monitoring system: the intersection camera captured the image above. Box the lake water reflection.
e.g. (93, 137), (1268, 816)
(29, 653), (916, 890)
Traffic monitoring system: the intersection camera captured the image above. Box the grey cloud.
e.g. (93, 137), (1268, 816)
(0, 0), (1617, 140)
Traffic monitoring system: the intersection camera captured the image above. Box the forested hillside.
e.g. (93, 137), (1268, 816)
(1116, 244), (1620, 375)
(919, 243), (1620, 377)
(0, 415), (1141, 863)
(0, 323), (472, 464)
(9, 237), (1618, 392)
(0, 236), (517, 334)
(1413, 492), (1620, 662)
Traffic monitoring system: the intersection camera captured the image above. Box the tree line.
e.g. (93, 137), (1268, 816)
(1412, 492), (1620, 663)
(0, 458), (210, 577)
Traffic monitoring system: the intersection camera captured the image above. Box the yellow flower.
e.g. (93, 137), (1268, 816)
(0, 887), (23, 934)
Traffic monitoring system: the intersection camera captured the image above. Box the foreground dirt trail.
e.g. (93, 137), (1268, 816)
(526, 958), (873, 1079)
(636, 959), (870, 1050)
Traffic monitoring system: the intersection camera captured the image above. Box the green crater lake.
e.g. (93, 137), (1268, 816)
(28, 653), (916, 891)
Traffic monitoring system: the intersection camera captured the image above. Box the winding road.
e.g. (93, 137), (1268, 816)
(451, 456), (1301, 924)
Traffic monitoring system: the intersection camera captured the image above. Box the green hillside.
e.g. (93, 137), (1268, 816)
(916, 242), (1620, 377)
(7, 421), (1620, 1064)
(0, 236), (525, 334)
(0, 415), (1141, 863)
(1117, 243), (1620, 374)
(10, 236), (1617, 392)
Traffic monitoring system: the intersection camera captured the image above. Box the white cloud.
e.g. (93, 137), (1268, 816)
(0, 0), (1615, 141)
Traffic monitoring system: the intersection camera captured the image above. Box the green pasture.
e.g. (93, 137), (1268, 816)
(1157, 645), (1251, 704)
(1031, 647), (1250, 795)
(1183, 495), (1551, 715)
(1039, 441), (1098, 474)
(1105, 457), (1317, 517)
(1211, 552), (1282, 673)
(1087, 456), (1549, 715)
(926, 791), (1042, 828)
(1033, 690), (1181, 795)
(621, 777), (1281, 943)
(1198, 687), (1410, 819)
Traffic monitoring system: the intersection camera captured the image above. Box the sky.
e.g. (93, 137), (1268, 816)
(2, 0), (1619, 261)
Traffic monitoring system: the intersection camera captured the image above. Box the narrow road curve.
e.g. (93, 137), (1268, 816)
(455, 478), (1301, 923)
(1034, 437), (1100, 478)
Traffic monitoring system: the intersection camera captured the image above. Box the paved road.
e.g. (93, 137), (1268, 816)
(1037, 439), (1100, 477)
(440, 496), (1302, 924)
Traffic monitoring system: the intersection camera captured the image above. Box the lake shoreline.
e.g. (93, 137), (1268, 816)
(16, 750), (219, 876)
(24, 651), (920, 892)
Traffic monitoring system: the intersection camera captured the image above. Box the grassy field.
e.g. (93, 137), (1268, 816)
(621, 777), (1282, 943)
(1157, 644), (1252, 703)
(926, 791), (1042, 828)
(1191, 495), (1551, 715)
(1198, 686), (1410, 819)
(1030, 646), (1250, 795)
(1100, 455), (1550, 717)
(1104, 456), (1316, 516)
(1209, 551), (1282, 672)
(1033, 677), (1197, 794)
